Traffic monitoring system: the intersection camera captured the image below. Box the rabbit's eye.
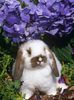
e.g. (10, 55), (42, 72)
(27, 48), (31, 56)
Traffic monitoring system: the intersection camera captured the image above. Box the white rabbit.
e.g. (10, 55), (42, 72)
(12, 39), (68, 100)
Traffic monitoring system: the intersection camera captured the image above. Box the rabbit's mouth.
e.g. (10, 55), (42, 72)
(31, 55), (47, 68)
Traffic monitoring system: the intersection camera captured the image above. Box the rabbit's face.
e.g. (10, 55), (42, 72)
(23, 42), (48, 69)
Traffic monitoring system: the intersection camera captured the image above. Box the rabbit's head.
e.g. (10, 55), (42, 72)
(13, 40), (61, 80)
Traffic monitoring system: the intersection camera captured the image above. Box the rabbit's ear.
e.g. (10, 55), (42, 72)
(13, 49), (24, 80)
(45, 47), (59, 77)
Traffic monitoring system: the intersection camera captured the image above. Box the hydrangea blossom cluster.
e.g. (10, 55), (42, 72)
(34, 0), (74, 36)
(0, 0), (74, 42)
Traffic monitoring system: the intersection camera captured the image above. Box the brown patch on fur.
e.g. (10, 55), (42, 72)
(46, 47), (59, 77)
(27, 47), (31, 56)
(31, 55), (47, 68)
(51, 54), (59, 77)
(13, 49), (24, 80)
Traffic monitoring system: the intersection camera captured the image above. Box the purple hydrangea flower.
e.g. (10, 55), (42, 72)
(0, 0), (74, 42)
(0, 0), (6, 26)
(33, 0), (74, 36)
(1, 0), (30, 42)
(20, 8), (30, 23)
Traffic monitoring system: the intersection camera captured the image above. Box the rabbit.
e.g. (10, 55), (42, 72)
(12, 39), (68, 100)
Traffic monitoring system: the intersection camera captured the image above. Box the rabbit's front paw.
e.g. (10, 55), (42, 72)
(46, 88), (57, 96)
(57, 83), (68, 93)
(22, 89), (33, 100)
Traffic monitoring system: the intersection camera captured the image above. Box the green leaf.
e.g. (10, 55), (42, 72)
(53, 44), (73, 63)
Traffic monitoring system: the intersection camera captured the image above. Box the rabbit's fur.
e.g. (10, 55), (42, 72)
(12, 40), (68, 99)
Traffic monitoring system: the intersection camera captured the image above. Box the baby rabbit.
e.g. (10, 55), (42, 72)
(12, 40), (68, 100)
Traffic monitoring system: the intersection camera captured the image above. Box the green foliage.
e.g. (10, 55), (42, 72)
(62, 63), (74, 86)
(0, 54), (12, 77)
(31, 0), (38, 4)
(0, 80), (22, 100)
(0, 53), (22, 100)
(52, 44), (73, 63)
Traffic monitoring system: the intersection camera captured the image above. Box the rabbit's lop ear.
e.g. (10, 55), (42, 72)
(13, 49), (24, 80)
(45, 47), (59, 77)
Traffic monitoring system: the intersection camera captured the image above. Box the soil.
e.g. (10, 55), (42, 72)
(29, 86), (74, 100)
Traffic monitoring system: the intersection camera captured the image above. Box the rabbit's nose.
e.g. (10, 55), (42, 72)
(38, 57), (43, 62)
(37, 57), (43, 65)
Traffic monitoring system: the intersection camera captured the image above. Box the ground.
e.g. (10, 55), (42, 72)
(30, 86), (74, 100)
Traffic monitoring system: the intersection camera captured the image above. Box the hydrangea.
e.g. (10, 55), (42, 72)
(0, 0), (30, 42)
(0, 0), (7, 26)
(33, 0), (74, 36)
(0, 0), (74, 42)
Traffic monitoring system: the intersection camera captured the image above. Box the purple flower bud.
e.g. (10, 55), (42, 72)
(58, 75), (66, 83)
